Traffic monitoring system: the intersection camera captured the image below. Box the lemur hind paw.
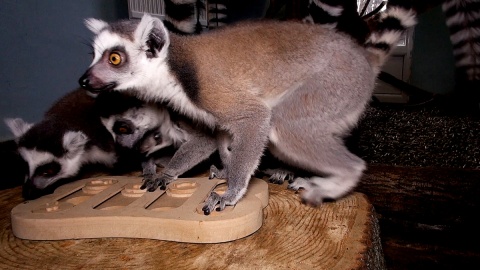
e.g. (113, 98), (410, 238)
(140, 173), (175, 192)
(209, 165), (227, 180)
(287, 177), (310, 191)
(287, 177), (325, 207)
(267, 169), (295, 185)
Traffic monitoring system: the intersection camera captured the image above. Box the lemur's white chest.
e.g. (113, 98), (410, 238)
(140, 63), (217, 128)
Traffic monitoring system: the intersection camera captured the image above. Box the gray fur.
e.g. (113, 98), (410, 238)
(80, 8), (416, 214)
(103, 100), (218, 190)
(140, 124), (218, 191)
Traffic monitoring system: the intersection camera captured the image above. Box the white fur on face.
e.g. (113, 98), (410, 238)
(83, 146), (117, 167)
(18, 147), (83, 189)
(18, 148), (55, 178)
(18, 145), (115, 189)
(102, 104), (170, 148)
(89, 18), (217, 129)
(125, 105), (169, 130)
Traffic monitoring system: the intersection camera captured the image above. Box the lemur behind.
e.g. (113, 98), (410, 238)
(79, 7), (416, 214)
(5, 89), (117, 197)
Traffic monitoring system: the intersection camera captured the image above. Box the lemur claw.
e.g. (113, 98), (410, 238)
(268, 170), (295, 185)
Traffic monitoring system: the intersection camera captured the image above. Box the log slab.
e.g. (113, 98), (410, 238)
(0, 181), (384, 269)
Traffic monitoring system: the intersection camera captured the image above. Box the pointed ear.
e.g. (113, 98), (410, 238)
(84, 18), (108, 34)
(134, 13), (170, 58)
(63, 131), (88, 157)
(4, 118), (33, 139)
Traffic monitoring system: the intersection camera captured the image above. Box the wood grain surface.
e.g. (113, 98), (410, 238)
(0, 180), (384, 269)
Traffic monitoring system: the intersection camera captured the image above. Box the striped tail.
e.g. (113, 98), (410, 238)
(162, 0), (229, 35)
(163, 0), (203, 35)
(303, 0), (370, 44)
(442, 0), (480, 81)
(365, 6), (417, 75)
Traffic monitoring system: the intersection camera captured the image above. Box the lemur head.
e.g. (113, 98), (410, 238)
(137, 127), (174, 156)
(79, 14), (170, 95)
(100, 104), (173, 152)
(4, 118), (89, 189)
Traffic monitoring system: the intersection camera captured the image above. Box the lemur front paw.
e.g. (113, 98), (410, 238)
(209, 165), (227, 179)
(140, 173), (175, 192)
(202, 191), (238, 215)
(202, 192), (224, 215)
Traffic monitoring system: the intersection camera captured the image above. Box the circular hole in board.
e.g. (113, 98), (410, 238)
(64, 196), (91, 206)
(213, 183), (227, 195)
(121, 183), (146, 198)
(166, 181), (198, 198)
(82, 178), (118, 194)
(32, 201), (74, 213)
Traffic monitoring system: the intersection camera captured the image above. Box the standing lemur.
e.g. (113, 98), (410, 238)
(79, 3), (416, 214)
(98, 92), (295, 190)
(108, 0), (381, 189)
(1, 0), (222, 198)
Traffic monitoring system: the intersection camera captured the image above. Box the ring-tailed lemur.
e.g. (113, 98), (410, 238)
(79, 6), (416, 214)
(95, 91), (218, 191)
(98, 91), (299, 191)
(4, 89), (117, 198)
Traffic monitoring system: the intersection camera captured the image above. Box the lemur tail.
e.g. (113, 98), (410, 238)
(365, 6), (417, 75)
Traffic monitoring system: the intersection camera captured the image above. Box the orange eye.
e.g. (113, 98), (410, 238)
(109, 52), (122, 66)
(118, 127), (128, 134)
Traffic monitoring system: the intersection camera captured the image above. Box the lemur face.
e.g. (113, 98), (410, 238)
(100, 104), (172, 153)
(78, 15), (170, 95)
(138, 128), (174, 155)
(5, 118), (88, 189)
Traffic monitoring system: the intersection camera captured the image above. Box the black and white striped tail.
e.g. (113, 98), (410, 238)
(303, 0), (370, 44)
(207, 0), (229, 29)
(163, 0), (229, 35)
(442, 0), (480, 82)
(163, 0), (201, 35)
(365, 6), (417, 74)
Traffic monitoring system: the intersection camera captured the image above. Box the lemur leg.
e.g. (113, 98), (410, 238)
(203, 104), (271, 214)
(209, 131), (230, 179)
(268, 76), (369, 206)
(141, 133), (217, 191)
(269, 133), (365, 206)
(210, 135), (296, 184)
(141, 158), (158, 180)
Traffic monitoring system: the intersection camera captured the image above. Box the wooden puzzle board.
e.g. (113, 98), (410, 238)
(11, 176), (269, 243)
(1, 181), (384, 269)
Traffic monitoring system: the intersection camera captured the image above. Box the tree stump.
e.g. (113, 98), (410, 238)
(0, 178), (384, 269)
